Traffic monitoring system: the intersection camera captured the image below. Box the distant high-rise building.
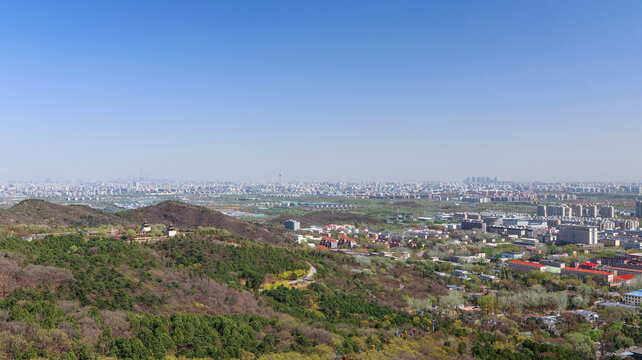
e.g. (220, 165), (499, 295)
(546, 205), (573, 217)
(571, 204), (583, 218)
(547, 205), (560, 217)
(284, 219), (300, 231)
(599, 206), (615, 218)
(636, 200), (642, 219)
(586, 205), (598, 218)
(557, 225), (598, 245)
(537, 204), (547, 217)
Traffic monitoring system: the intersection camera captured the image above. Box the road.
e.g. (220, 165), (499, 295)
(289, 262), (317, 285)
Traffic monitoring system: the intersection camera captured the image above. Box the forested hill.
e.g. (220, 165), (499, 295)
(0, 231), (454, 359)
(0, 199), (285, 244)
(117, 201), (285, 244)
(0, 199), (118, 227)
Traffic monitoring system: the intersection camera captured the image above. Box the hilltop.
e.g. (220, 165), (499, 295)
(0, 199), (285, 244)
(118, 200), (285, 244)
(0, 199), (119, 227)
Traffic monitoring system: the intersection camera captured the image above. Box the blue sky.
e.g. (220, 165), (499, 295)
(1, 1), (641, 182)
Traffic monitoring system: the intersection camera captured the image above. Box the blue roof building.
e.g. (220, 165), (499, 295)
(623, 289), (642, 306)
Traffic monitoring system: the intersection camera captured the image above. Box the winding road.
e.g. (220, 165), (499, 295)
(288, 262), (317, 285)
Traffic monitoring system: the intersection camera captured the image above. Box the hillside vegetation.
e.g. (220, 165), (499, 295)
(0, 230), (458, 359)
(0, 200), (284, 244)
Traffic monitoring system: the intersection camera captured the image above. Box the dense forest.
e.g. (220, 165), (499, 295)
(0, 232), (449, 359)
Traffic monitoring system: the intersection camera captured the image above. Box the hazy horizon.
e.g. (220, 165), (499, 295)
(2, 1), (641, 182)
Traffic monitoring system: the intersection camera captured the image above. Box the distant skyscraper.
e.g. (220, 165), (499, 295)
(586, 205), (598, 218)
(636, 200), (642, 219)
(537, 204), (547, 217)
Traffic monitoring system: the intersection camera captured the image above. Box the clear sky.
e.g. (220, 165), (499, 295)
(1, 1), (641, 182)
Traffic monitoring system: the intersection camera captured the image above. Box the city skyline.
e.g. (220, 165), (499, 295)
(2, 1), (642, 181)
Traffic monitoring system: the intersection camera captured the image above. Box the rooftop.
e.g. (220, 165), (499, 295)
(614, 274), (636, 280)
(509, 260), (545, 267)
(563, 267), (612, 275)
(625, 289), (642, 297)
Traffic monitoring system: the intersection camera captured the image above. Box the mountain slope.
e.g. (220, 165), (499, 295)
(0, 199), (120, 227)
(118, 200), (285, 244)
(0, 199), (285, 244)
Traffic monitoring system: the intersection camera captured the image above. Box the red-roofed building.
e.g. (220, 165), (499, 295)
(561, 267), (613, 283)
(320, 237), (338, 249)
(580, 262), (598, 270)
(613, 274), (636, 286)
(509, 260), (546, 273)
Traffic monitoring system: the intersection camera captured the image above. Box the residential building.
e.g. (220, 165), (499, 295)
(572, 204), (583, 218)
(284, 219), (301, 231)
(319, 237), (337, 249)
(613, 274), (636, 286)
(600, 206), (615, 218)
(570, 310), (599, 322)
(461, 219), (486, 232)
(624, 289), (642, 306)
(479, 274), (500, 282)
(557, 225), (598, 245)
(501, 252), (524, 259)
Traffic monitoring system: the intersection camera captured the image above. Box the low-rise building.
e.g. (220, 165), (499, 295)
(319, 237), (337, 249)
(479, 274), (499, 282)
(624, 289), (642, 306)
(165, 225), (177, 237)
(613, 274), (636, 286)
(140, 222), (151, 233)
(570, 310), (599, 322)
(508, 260), (545, 273)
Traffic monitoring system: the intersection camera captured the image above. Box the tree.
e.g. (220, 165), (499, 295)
(550, 292), (568, 313)
(477, 295), (498, 314)
(439, 291), (465, 310)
